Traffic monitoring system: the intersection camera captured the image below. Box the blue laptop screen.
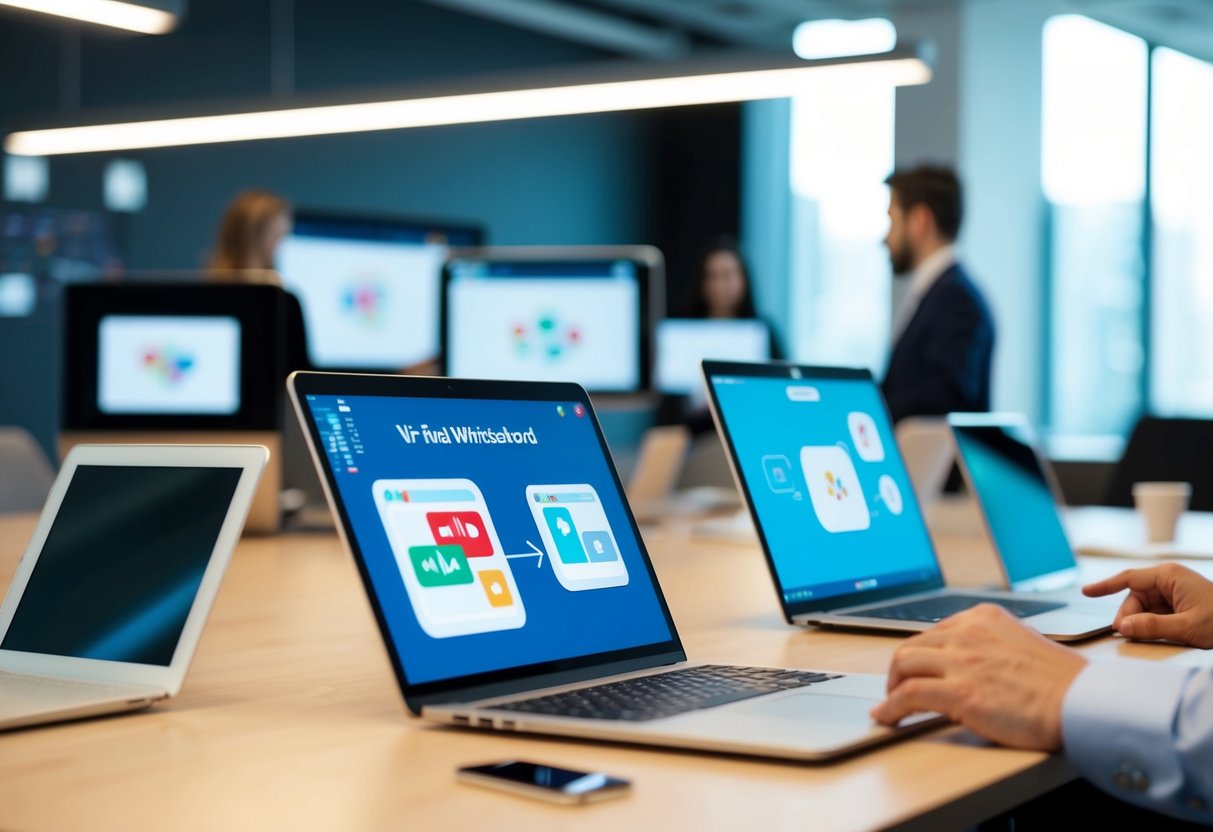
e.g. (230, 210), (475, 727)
(951, 421), (1076, 584)
(709, 372), (940, 605)
(303, 393), (675, 685)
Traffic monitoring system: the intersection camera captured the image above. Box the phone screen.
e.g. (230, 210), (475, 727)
(460, 761), (629, 796)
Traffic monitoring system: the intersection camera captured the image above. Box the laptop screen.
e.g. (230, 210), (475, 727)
(655, 319), (770, 396)
(1, 465), (242, 666)
(297, 386), (677, 688)
(705, 363), (942, 613)
(950, 418), (1076, 584)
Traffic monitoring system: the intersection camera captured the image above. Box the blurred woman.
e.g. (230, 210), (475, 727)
(686, 238), (781, 358)
(210, 190), (292, 274)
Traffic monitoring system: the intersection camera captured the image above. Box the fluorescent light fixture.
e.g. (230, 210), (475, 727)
(794, 18), (897, 60)
(5, 48), (931, 157)
(0, 0), (178, 34)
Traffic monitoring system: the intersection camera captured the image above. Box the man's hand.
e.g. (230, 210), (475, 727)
(871, 604), (1087, 750)
(1084, 563), (1213, 647)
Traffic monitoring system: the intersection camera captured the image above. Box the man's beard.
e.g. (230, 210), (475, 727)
(888, 242), (913, 276)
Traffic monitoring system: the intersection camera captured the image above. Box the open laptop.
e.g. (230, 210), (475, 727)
(0, 444), (266, 730)
(289, 371), (942, 761)
(702, 361), (1113, 641)
(947, 413), (1090, 592)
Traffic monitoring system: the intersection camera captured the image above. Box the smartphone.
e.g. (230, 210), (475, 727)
(457, 760), (631, 805)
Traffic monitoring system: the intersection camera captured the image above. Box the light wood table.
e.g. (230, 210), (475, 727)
(0, 511), (1202, 832)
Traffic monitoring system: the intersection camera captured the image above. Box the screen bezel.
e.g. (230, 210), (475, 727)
(288, 371), (685, 712)
(0, 443), (267, 694)
(702, 360), (946, 621)
(62, 283), (286, 431)
(438, 246), (663, 394)
(947, 412), (1080, 592)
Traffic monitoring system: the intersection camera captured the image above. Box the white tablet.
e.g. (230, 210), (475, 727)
(0, 444), (266, 695)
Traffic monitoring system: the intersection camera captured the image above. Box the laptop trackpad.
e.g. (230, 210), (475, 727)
(734, 691), (878, 721)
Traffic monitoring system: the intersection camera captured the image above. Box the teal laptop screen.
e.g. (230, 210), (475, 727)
(709, 371), (940, 605)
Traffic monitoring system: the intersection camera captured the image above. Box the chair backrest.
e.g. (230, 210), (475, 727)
(0, 427), (56, 513)
(1104, 417), (1213, 511)
(895, 416), (955, 507)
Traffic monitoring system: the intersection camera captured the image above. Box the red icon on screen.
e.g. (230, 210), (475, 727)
(426, 511), (493, 557)
(573, 404), (586, 418)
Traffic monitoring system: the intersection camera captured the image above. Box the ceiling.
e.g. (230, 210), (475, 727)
(420, 0), (1213, 62)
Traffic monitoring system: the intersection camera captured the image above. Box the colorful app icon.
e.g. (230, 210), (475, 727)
(762, 454), (795, 494)
(581, 530), (618, 563)
(800, 445), (871, 533)
(478, 569), (514, 607)
(879, 474), (904, 516)
(543, 506), (588, 564)
(426, 511), (493, 557)
(847, 412), (885, 462)
(374, 478), (526, 638)
(408, 544), (474, 587)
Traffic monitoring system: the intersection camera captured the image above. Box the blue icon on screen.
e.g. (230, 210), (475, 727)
(581, 531), (618, 563)
(543, 507), (588, 564)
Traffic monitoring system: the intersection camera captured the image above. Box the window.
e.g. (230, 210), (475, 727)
(788, 79), (895, 372)
(1042, 14), (1148, 435)
(1150, 48), (1213, 415)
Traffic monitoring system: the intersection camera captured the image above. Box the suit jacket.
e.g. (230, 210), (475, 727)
(881, 263), (994, 424)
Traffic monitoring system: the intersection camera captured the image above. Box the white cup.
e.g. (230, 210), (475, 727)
(1132, 481), (1192, 543)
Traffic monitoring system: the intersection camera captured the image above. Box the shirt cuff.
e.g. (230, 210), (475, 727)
(1062, 659), (1194, 813)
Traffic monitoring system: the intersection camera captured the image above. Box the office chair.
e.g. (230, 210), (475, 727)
(0, 427), (55, 513)
(1103, 416), (1213, 512)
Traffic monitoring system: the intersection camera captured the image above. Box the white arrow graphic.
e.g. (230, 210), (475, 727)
(505, 540), (545, 569)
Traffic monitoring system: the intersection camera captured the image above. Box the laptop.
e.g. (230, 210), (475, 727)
(947, 413), (1094, 593)
(0, 444), (266, 730)
(289, 371), (942, 761)
(701, 361), (1113, 641)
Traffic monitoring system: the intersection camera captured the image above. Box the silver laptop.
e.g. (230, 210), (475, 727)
(0, 444), (266, 730)
(289, 371), (942, 762)
(702, 361), (1114, 641)
(947, 413), (1122, 606)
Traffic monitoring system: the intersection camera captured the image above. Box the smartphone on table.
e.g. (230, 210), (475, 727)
(457, 760), (631, 805)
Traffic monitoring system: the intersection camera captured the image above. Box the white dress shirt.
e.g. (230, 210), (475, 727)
(1062, 659), (1213, 823)
(891, 244), (957, 341)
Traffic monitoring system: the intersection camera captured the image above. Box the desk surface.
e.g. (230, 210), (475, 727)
(0, 511), (1202, 832)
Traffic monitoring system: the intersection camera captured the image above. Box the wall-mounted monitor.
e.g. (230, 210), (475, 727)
(277, 212), (482, 370)
(441, 247), (663, 393)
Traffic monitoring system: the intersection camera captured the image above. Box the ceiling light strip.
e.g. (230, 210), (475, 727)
(5, 57), (930, 156)
(0, 0), (177, 34)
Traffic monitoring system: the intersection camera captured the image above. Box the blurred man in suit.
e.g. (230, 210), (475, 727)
(882, 165), (994, 424)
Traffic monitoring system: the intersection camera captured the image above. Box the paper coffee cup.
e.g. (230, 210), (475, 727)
(1132, 481), (1192, 543)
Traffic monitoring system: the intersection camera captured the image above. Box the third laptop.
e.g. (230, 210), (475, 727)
(702, 360), (1112, 641)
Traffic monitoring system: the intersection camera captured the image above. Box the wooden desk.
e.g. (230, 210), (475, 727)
(0, 512), (1200, 832)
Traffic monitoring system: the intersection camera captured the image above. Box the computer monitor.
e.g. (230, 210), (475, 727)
(655, 319), (771, 396)
(60, 282), (287, 532)
(277, 212), (483, 370)
(441, 247), (662, 393)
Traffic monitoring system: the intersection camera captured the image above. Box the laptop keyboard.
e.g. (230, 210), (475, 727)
(490, 664), (842, 722)
(843, 595), (1066, 624)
